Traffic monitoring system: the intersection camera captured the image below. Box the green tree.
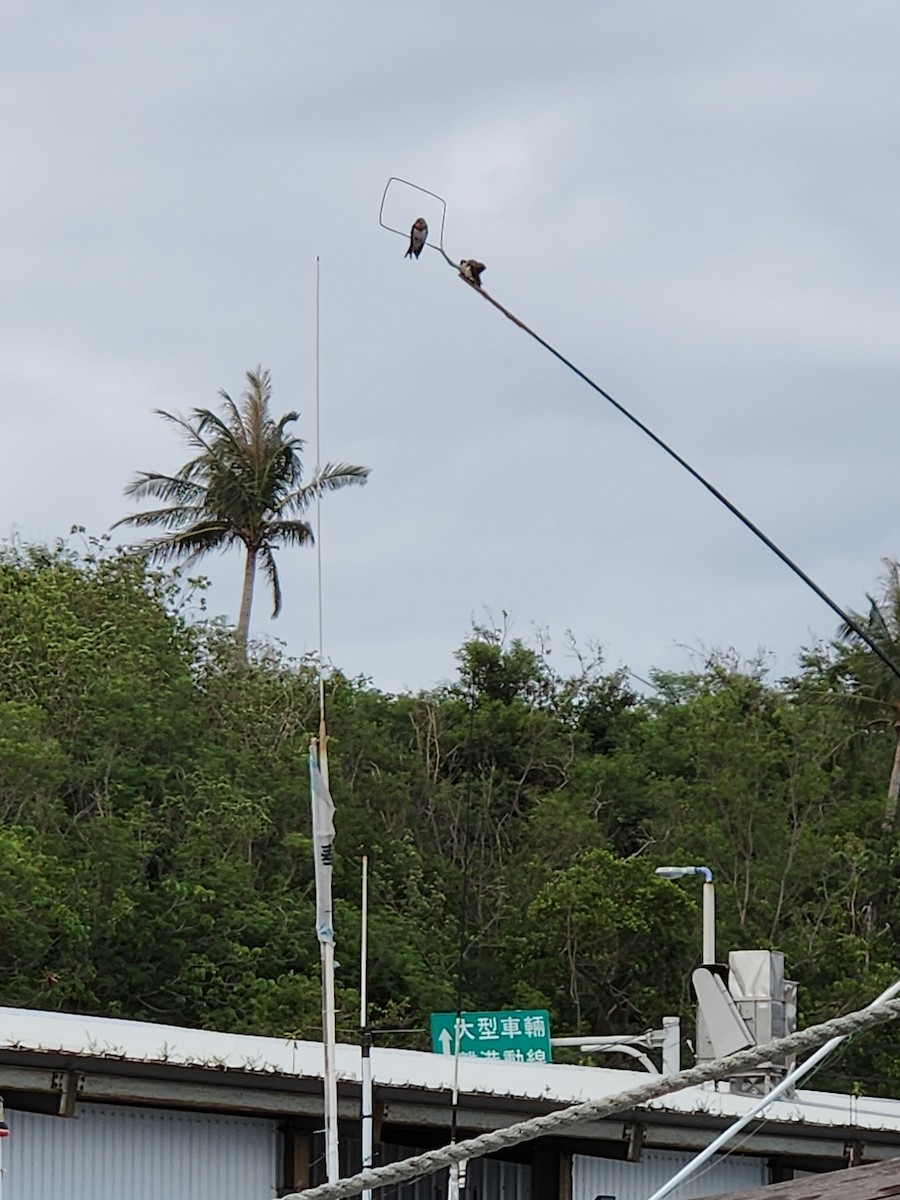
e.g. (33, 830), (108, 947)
(518, 850), (694, 1034)
(115, 367), (369, 649)
(837, 558), (900, 832)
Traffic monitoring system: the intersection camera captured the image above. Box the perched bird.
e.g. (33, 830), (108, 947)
(458, 259), (486, 288)
(405, 218), (428, 259)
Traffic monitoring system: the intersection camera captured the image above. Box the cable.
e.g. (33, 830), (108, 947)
(284, 995), (900, 1200)
(456, 278), (900, 685)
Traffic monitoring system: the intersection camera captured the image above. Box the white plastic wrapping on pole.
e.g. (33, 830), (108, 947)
(644, 975), (900, 1200)
(310, 745), (339, 1184)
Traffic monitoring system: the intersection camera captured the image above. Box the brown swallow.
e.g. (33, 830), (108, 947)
(405, 217), (428, 259)
(458, 259), (486, 288)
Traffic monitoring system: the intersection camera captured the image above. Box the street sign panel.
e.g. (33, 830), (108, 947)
(430, 1009), (552, 1063)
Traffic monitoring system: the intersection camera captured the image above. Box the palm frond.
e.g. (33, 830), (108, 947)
(274, 412), (301, 440)
(265, 519), (314, 547)
(215, 390), (248, 447)
(867, 596), (893, 643)
(259, 543), (283, 618)
(193, 406), (249, 464)
(281, 463), (369, 512)
(126, 521), (234, 566)
(113, 504), (208, 531)
(154, 409), (222, 461)
(121, 472), (209, 506)
(838, 610), (867, 644)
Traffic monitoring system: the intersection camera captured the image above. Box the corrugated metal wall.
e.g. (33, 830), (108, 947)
(5, 1103), (280, 1200)
(572, 1147), (767, 1200)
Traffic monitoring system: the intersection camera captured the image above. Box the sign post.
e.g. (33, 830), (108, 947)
(430, 1009), (553, 1063)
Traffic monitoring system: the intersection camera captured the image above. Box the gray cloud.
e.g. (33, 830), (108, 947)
(3, 0), (899, 694)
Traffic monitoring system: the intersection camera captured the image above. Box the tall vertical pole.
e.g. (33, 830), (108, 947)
(447, 1020), (464, 1200)
(314, 257), (339, 1185)
(320, 787), (339, 1189)
(360, 856), (373, 1200)
(320, 927), (339, 1182)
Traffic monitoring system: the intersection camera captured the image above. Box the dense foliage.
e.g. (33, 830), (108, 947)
(1, 536), (900, 1093)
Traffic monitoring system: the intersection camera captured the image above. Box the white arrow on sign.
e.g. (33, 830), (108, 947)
(438, 1027), (453, 1055)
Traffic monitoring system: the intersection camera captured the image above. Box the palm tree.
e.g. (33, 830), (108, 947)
(115, 367), (369, 651)
(837, 558), (900, 832)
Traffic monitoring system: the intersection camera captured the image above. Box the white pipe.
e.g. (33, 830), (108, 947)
(551, 1034), (653, 1047)
(702, 881), (716, 965)
(644, 976), (900, 1200)
(582, 1044), (658, 1073)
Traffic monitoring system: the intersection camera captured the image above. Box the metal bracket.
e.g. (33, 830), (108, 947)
(51, 1070), (82, 1118)
(626, 1122), (645, 1163)
(845, 1139), (866, 1168)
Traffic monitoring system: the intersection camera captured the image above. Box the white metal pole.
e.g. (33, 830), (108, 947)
(318, 742), (339, 1186)
(645, 976), (900, 1200)
(702, 880), (716, 964)
(361, 1052), (373, 1200)
(360, 856), (373, 1200)
(321, 936), (340, 1183)
(448, 1019), (463, 1200)
(360, 856), (368, 1031)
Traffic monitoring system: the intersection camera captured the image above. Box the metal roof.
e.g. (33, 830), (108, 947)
(1, 1006), (898, 1136)
(708, 1158), (900, 1199)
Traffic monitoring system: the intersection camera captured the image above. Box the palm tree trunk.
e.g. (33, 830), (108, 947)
(237, 545), (258, 655)
(884, 724), (900, 832)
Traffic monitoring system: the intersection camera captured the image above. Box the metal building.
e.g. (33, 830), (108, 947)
(6, 1104), (279, 1200)
(0, 1005), (898, 1198)
(572, 1147), (766, 1200)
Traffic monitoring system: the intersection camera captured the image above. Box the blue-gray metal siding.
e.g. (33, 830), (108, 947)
(5, 1103), (279, 1200)
(572, 1147), (767, 1200)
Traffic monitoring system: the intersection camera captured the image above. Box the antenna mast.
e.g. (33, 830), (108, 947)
(313, 257), (339, 1184)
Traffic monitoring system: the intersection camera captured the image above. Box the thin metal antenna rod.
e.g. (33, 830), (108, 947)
(316, 257), (327, 743)
(460, 278), (900, 684)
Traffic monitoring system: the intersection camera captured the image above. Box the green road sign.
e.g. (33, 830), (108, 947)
(430, 1009), (552, 1064)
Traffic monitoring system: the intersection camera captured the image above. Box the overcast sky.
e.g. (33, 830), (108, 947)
(3, 2), (900, 695)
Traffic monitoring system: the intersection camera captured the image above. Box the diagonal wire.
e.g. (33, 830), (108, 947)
(454, 276), (900, 684)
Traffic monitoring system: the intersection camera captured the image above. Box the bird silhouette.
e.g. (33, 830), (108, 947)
(405, 218), (428, 259)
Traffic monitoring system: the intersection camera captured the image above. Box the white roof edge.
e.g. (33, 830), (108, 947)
(0, 1007), (897, 1133)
